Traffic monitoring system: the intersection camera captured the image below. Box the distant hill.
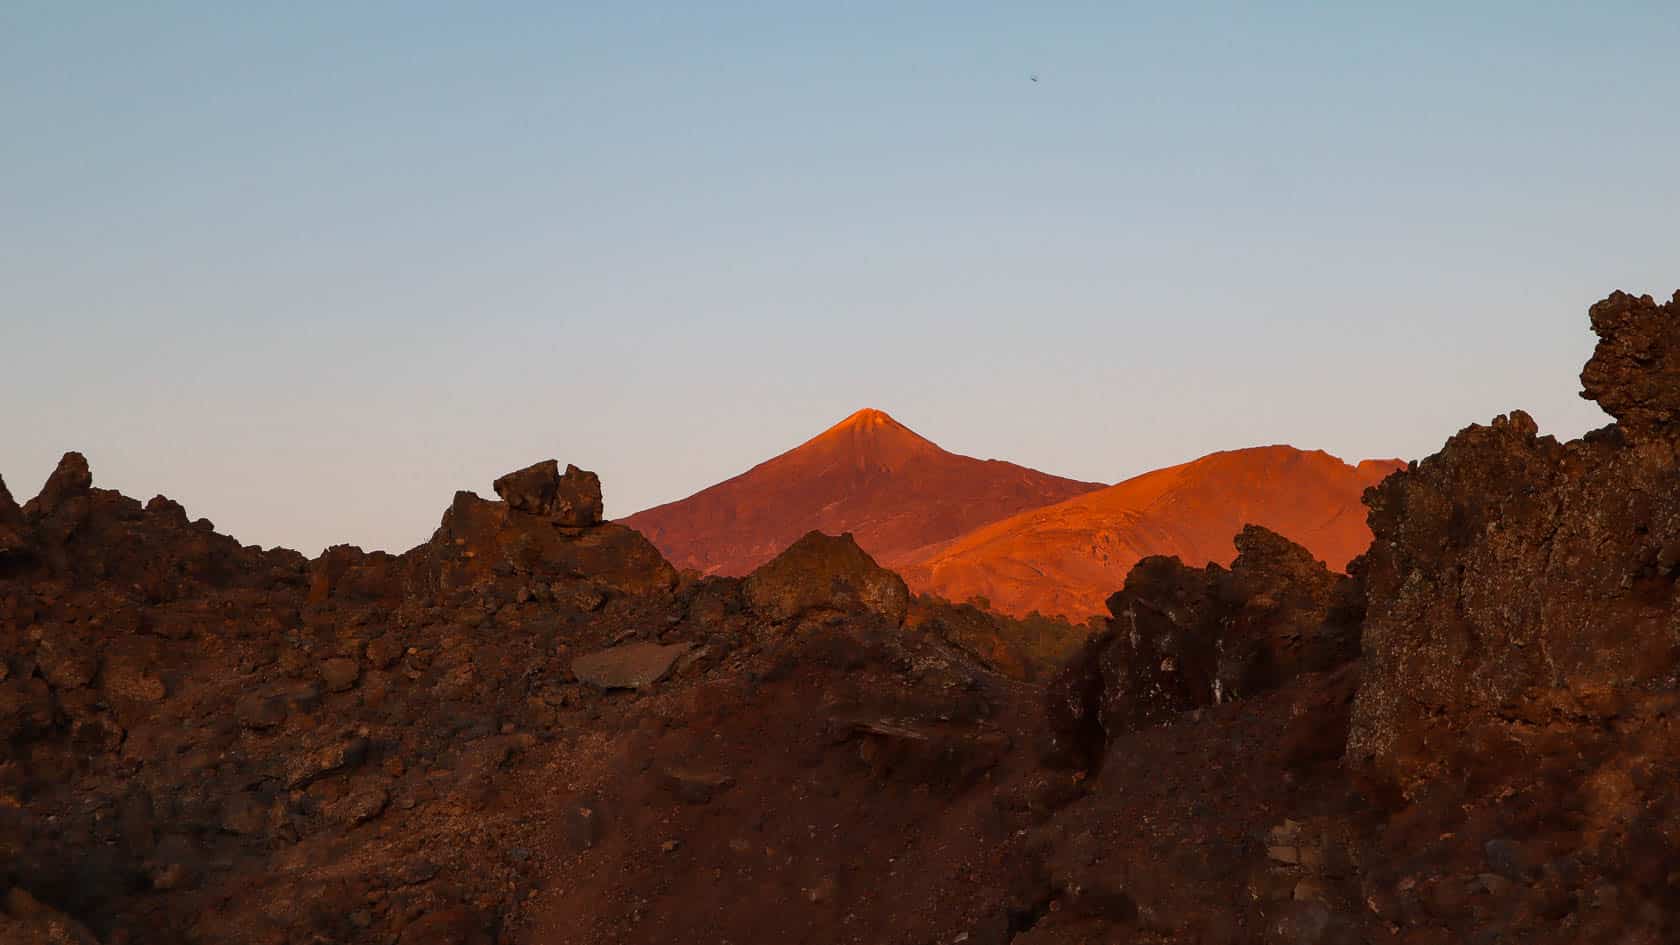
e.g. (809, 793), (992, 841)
(891, 446), (1404, 620)
(619, 408), (1106, 576)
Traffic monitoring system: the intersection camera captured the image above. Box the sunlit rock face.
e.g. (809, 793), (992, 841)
(900, 445), (1402, 620)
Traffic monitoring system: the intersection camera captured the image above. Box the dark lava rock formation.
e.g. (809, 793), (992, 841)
(5, 289), (1680, 945)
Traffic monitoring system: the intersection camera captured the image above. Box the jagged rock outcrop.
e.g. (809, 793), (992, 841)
(1578, 289), (1680, 438)
(0, 454), (1047, 945)
(742, 530), (910, 627)
(1352, 296), (1680, 791)
(0, 475), (27, 558)
(422, 489), (675, 598)
(20, 451), (91, 522)
(304, 463), (676, 608)
(1043, 525), (1362, 767)
(492, 460), (603, 526)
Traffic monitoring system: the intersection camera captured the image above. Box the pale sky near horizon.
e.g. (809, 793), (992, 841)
(3, 3), (1677, 556)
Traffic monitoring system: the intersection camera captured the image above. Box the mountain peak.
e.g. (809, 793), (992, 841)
(829, 407), (905, 433)
(620, 409), (1105, 576)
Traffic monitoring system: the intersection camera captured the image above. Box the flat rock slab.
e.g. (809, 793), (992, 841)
(572, 642), (694, 690)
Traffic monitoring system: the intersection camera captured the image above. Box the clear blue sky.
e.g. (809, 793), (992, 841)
(3, 2), (1675, 555)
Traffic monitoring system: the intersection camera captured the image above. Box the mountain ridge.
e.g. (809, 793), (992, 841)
(894, 444), (1405, 619)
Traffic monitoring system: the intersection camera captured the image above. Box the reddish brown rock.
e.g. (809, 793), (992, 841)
(0, 474), (28, 556)
(21, 451), (91, 521)
(493, 459), (603, 526)
(1579, 289), (1680, 438)
(743, 530), (910, 627)
(424, 490), (676, 598)
(570, 641), (693, 690)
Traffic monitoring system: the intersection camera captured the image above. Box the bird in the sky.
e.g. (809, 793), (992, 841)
(1030, 73), (1039, 83)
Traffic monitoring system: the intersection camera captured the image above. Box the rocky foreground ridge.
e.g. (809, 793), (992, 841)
(4, 290), (1680, 944)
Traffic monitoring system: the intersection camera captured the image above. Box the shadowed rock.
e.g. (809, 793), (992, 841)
(571, 641), (694, 690)
(1043, 525), (1361, 767)
(0, 474), (27, 556)
(743, 531), (910, 627)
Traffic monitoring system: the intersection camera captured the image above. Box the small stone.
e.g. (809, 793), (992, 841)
(661, 768), (736, 805)
(564, 803), (600, 852)
(236, 693), (288, 729)
(366, 635), (403, 669)
(320, 657), (361, 692)
(286, 737), (369, 788)
(660, 839), (680, 853)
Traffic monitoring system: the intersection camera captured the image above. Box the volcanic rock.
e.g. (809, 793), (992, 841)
(424, 489), (675, 597)
(570, 641), (694, 690)
(1046, 525), (1361, 763)
(1348, 400), (1680, 791)
(1579, 289), (1680, 437)
(0, 474), (27, 556)
(743, 530), (910, 627)
(21, 451), (91, 521)
(493, 459), (603, 526)
(320, 657), (361, 692)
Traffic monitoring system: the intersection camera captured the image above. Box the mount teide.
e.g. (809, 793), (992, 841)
(619, 408), (1106, 576)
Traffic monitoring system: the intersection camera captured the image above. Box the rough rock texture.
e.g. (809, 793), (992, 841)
(493, 460), (603, 526)
(1579, 289), (1680, 437)
(742, 530), (910, 627)
(906, 596), (1094, 682)
(1044, 525), (1362, 767)
(20, 451), (91, 522)
(1350, 397), (1680, 795)
(9, 289), (1680, 945)
(0, 455), (1052, 945)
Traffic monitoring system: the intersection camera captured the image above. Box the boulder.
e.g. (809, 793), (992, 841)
(424, 491), (676, 597)
(492, 459), (603, 526)
(22, 451), (91, 521)
(1578, 289), (1680, 438)
(743, 531), (910, 627)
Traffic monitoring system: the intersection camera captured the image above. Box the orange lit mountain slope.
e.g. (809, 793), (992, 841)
(619, 409), (1106, 576)
(892, 446), (1405, 620)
